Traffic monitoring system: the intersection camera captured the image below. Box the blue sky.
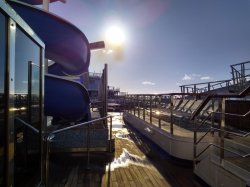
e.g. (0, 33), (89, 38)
(49, 0), (250, 94)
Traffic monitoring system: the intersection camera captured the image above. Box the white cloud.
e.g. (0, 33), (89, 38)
(191, 73), (201, 77)
(200, 76), (211, 80)
(182, 73), (212, 81)
(182, 74), (192, 80)
(142, 81), (155, 85)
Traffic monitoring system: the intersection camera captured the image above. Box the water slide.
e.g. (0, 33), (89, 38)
(44, 74), (90, 121)
(9, 1), (92, 121)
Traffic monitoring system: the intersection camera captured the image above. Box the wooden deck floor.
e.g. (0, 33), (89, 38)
(48, 113), (204, 187)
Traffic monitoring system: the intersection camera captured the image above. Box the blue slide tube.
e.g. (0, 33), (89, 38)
(44, 74), (90, 122)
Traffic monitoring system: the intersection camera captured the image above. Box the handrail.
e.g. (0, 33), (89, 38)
(191, 95), (212, 120)
(214, 110), (250, 118)
(195, 127), (250, 146)
(196, 109), (250, 132)
(195, 130), (211, 145)
(195, 112), (212, 131)
(211, 127), (250, 137)
(49, 115), (112, 135)
(191, 83), (250, 120)
(180, 79), (232, 87)
(195, 143), (250, 160)
(15, 117), (39, 134)
(230, 61), (250, 67)
(195, 108), (250, 145)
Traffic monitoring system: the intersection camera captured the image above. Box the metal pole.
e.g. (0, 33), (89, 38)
(220, 98), (225, 163)
(143, 96), (145, 121)
(104, 64), (108, 119)
(86, 123), (90, 170)
(158, 116), (161, 129)
(137, 95), (140, 118)
(170, 95), (173, 134)
(133, 96), (136, 115)
(193, 118), (197, 169)
(43, 0), (50, 11)
(109, 116), (113, 152)
(211, 98), (214, 136)
(150, 96), (152, 124)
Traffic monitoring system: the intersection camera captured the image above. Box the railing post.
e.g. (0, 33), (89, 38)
(86, 122), (90, 170)
(219, 98), (225, 163)
(150, 96), (152, 124)
(158, 116), (161, 129)
(143, 96), (146, 121)
(45, 136), (50, 186)
(154, 96), (157, 107)
(109, 116), (113, 152)
(137, 95), (140, 118)
(128, 95), (132, 114)
(210, 98), (215, 136)
(170, 95), (174, 134)
(133, 96), (136, 115)
(193, 118), (197, 168)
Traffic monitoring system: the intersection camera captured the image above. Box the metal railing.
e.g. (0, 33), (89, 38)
(124, 93), (211, 135)
(195, 143), (250, 161)
(15, 117), (39, 134)
(44, 115), (113, 185)
(124, 86), (250, 171)
(180, 79), (233, 94)
(192, 84), (250, 168)
(231, 61), (250, 91)
(179, 61), (250, 94)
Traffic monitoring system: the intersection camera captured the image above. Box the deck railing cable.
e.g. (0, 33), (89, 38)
(15, 117), (39, 134)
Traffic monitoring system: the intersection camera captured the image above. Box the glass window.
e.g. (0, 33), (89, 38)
(0, 12), (6, 187)
(14, 27), (41, 186)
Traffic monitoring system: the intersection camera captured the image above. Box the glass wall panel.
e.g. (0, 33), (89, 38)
(0, 12), (6, 187)
(14, 27), (41, 187)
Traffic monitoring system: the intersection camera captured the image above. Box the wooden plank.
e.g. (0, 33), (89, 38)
(113, 168), (123, 183)
(142, 167), (160, 187)
(132, 166), (150, 187)
(111, 181), (119, 187)
(65, 166), (79, 187)
(101, 171), (108, 187)
(110, 169), (117, 182)
(123, 167), (133, 181)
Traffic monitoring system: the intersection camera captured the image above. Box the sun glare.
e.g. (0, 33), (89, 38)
(105, 26), (125, 46)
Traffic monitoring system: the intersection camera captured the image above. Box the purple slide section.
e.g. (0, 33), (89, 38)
(44, 74), (90, 121)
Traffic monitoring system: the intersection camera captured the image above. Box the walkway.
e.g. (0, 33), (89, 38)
(48, 113), (204, 187)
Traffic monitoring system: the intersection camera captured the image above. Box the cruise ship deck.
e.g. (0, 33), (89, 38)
(47, 113), (204, 187)
(1, 1), (250, 187)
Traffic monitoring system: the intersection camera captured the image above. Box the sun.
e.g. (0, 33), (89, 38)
(105, 25), (125, 46)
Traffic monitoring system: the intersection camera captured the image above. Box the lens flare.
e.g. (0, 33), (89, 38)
(105, 26), (125, 46)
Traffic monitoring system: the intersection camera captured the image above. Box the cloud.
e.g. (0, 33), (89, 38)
(182, 73), (212, 82)
(200, 76), (211, 80)
(142, 81), (155, 85)
(191, 73), (201, 77)
(182, 74), (192, 80)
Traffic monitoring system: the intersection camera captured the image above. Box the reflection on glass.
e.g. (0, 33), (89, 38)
(30, 64), (40, 127)
(0, 12), (6, 187)
(14, 27), (41, 186)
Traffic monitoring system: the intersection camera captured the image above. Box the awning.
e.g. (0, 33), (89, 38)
(9, 1), (90, 75)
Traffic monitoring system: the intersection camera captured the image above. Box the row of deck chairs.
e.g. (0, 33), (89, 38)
(156, 98), (220, 132)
